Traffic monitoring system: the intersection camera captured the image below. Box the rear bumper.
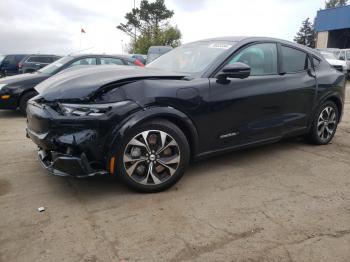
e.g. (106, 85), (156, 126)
(38, 149), (107, 177)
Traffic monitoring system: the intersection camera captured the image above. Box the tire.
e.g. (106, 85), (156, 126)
(307, 101), (339, 145)
(19, 91), (37, 115)
(114, 119), (190, 193)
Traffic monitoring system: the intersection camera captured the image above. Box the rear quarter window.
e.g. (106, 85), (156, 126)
(281, 46), (309, 73)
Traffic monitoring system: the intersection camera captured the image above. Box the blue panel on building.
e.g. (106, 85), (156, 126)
(315, 5), (350, 32)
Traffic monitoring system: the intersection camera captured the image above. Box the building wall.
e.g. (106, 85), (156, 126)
(316, 31), (329, 48)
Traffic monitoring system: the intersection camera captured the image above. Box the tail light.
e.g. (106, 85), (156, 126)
(17, 62), (22, 69)
(133, 59), (144, 67)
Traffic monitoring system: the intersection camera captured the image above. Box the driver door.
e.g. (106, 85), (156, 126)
(207, 42), (286, 150)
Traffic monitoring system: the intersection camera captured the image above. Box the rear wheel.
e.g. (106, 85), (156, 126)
(19, 91), (37, 115)
(307, 101), (339, 145)
(115, 119), (190, 192)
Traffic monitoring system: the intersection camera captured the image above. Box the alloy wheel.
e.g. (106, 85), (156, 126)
(317, 106), (337, 141)
(123, 130), (181, 186)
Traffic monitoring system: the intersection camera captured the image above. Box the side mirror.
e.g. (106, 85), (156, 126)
(216, 62), (251, 83)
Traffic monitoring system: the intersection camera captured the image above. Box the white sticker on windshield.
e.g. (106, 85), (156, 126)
(209, 43), (232, 49)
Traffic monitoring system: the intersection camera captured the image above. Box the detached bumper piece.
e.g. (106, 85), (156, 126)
(38, 149), (107, 177)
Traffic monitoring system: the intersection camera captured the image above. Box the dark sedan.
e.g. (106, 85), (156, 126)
(0, 54), (144, 114)
(26, 37), (346, 192)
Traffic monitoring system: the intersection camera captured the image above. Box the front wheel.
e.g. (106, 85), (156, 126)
(307, 101), (339, 145)
(114, 119), (190, 192)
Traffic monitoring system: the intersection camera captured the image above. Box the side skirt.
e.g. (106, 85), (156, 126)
(194, 136), (281, 161)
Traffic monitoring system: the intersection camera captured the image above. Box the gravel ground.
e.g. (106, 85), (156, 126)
(0, 82), (349, 262)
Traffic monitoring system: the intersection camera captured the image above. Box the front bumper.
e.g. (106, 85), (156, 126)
(37, 149), (107, 177)
(26, 102), (109, 177)
(26, 98), (141, 178)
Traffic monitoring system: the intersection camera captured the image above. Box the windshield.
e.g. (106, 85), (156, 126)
(0, 55), (5, 63)
(146, 41), (236, 74)
(321, 52), (337, 60)
(38, 56), (73, 74)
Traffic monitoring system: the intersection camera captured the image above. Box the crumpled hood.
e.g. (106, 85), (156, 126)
(35, 65), (187, 102)
(0, 72), (50, 87)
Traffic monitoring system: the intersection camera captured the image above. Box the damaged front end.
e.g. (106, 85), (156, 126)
(38, 149), (106, 177)
(26, 96), (141, 177)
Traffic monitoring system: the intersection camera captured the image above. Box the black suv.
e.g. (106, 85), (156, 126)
(26, 37), (346, 192)
(19, 55), (61, 73)
(0, 54), (28, 78)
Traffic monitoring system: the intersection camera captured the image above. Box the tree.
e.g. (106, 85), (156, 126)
(294, 18), (316, 48)
(325, 0), (347, 8)
(117, 0), (182, 54)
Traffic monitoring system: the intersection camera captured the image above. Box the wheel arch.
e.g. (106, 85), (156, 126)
(108, 106), (199, 160)
(326, 96), (343, 120)
(17, 87), (38, 108)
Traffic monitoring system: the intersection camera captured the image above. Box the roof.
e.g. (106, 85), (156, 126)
(191, 36), (321, 58)
(315, 5), (350, 32)
(197, 36), (248, 42)
(68, 54), (133, 60)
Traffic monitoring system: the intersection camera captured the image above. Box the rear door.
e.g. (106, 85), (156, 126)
(279, 45), (317, 134)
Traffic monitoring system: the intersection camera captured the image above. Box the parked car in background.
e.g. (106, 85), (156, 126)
(0, 54), (28, 78)
(130, 54), (147, 65)
(337, 49), (350, 78)
(0, 54), (143, 114)
(26, 37), (346, 192)
(146, 46), (172, 64)
(19, 54), (61, 73)
(319, 51), (347, 73)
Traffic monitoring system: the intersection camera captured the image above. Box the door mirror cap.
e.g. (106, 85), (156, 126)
(216, 62), (251, 83)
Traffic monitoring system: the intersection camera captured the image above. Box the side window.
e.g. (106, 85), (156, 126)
(228, 43), (278, 76)
(40, 57), (52, 63)
(281, 46), (309, 73)
(70, 58), (97, 67)
(100, 57), (124, 65)
(4, 55), (16, 65)
(27, 56), (38, 63)
(339, 51), (346, 61)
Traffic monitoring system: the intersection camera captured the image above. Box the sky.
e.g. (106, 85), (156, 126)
(0, 0), (328, 55)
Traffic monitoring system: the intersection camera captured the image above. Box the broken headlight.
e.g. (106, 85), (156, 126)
(58, 103), (112, 117)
